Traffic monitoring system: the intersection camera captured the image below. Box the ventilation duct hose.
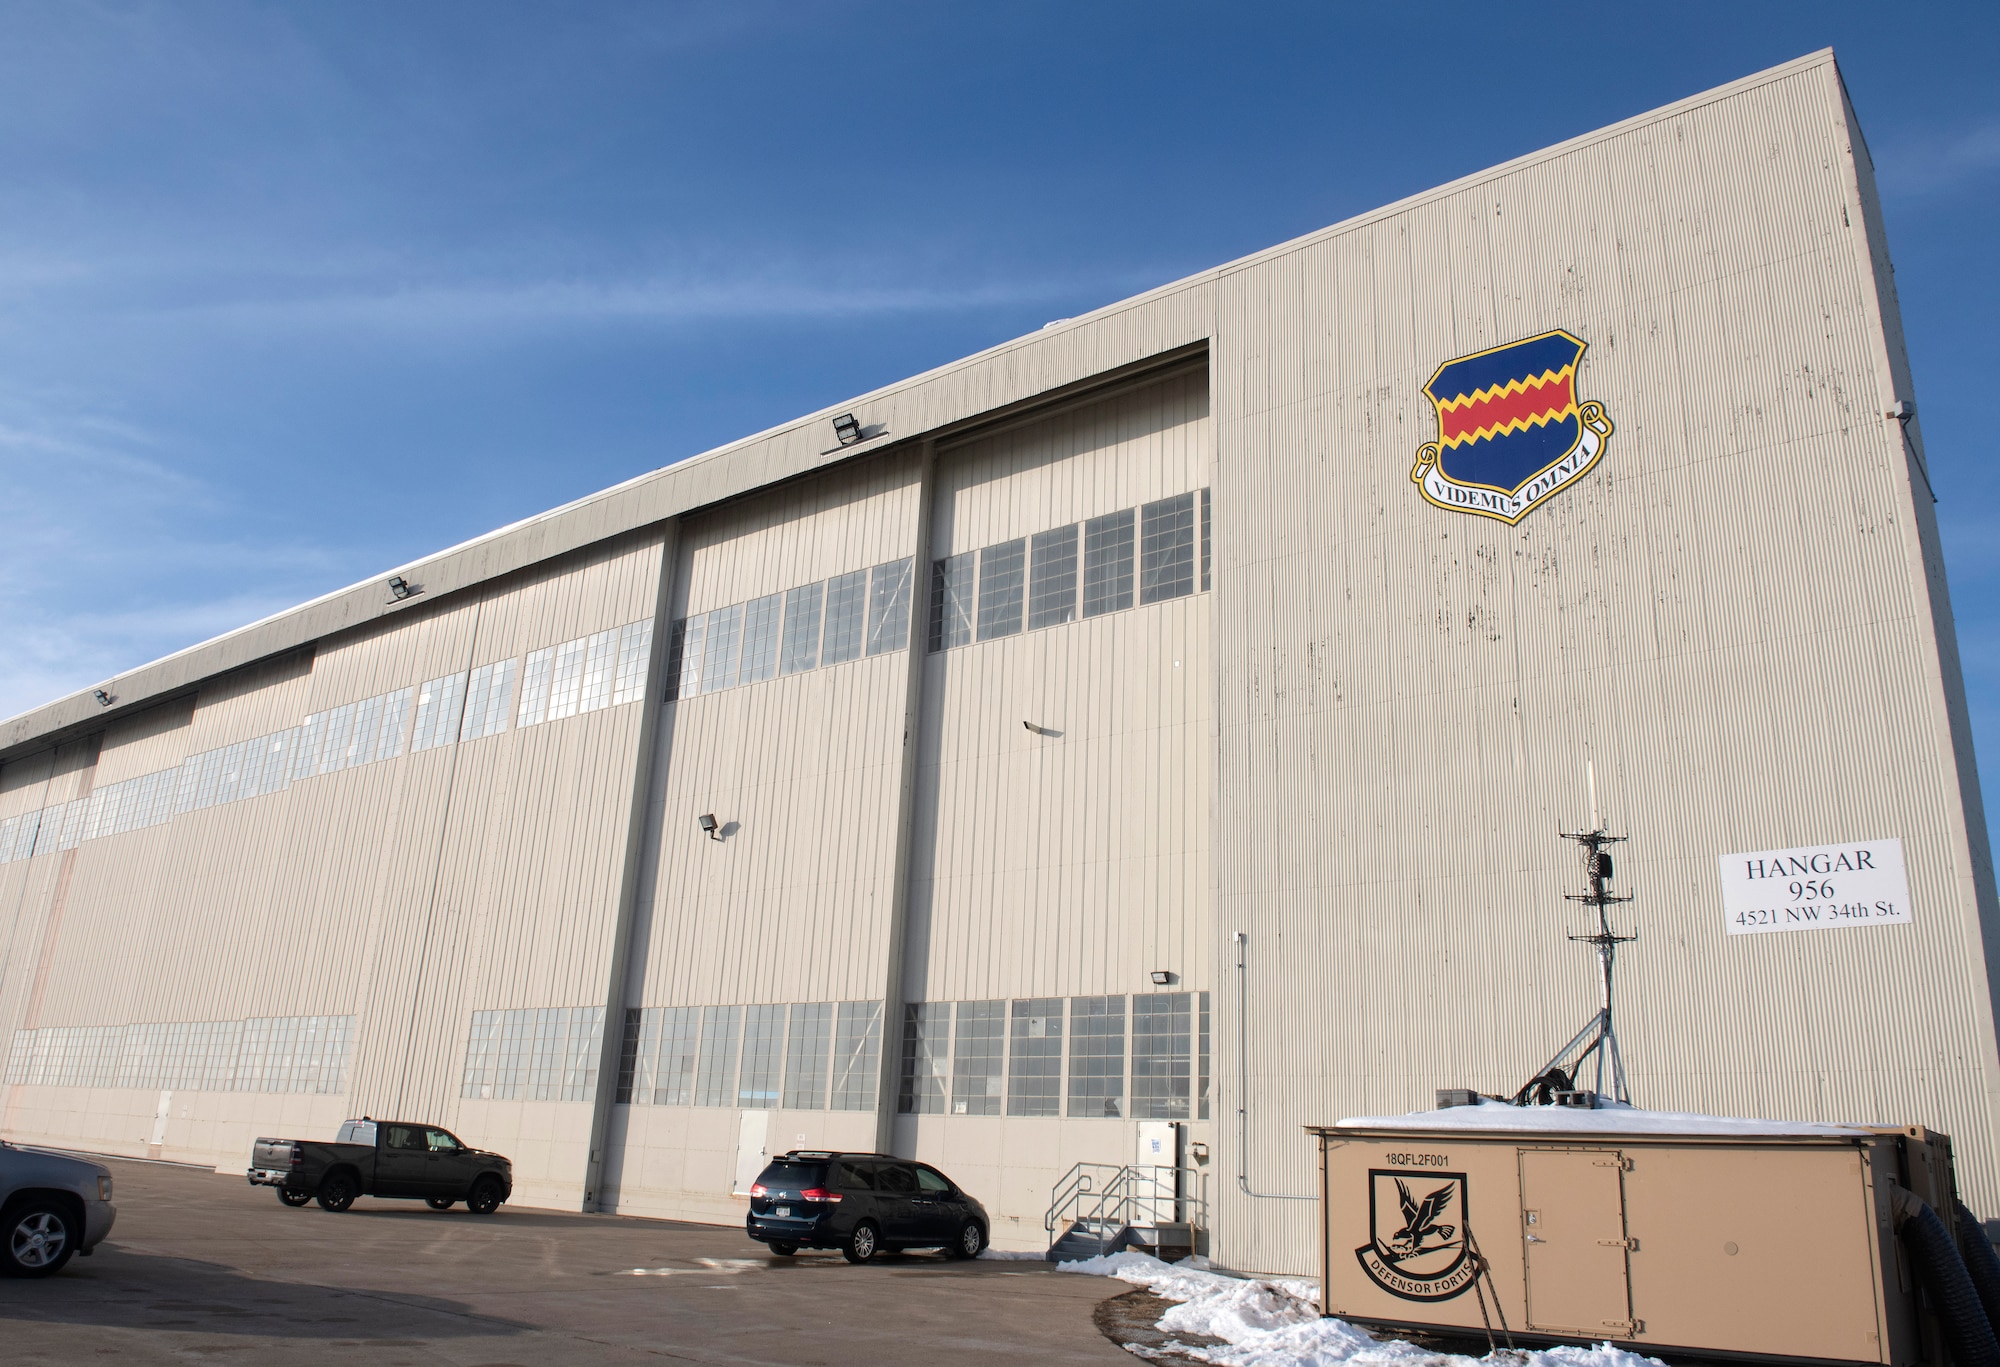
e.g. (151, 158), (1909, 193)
(1891, 1186), (2000, 1367)
(1956, 1198), (2000, 1342)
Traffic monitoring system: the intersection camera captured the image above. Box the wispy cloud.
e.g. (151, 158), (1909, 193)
(1874, 121), (2000, 198)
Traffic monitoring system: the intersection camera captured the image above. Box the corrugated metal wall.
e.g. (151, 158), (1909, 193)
(1208, 56), (2000, 1273)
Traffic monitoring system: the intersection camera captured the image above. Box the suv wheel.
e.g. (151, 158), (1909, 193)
(949, 1220), (985, 1260)
(768, 1242), (797, 1256)
(278, 1188), (313, 1208)
(842, 1220), (880, 1264)
(316, 1172), (357, 1212)
(466, 1177), (504, 1215)
(425, 1197), (454, 1211)
(2, 1201), (76, 1278)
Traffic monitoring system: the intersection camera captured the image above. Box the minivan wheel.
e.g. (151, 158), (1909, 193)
(769, 1242), (797, 1256)
(842, 1220), (880, 1264)
(2, 1201), (75, 1278)
(466, 1177), (504, 1215)
(278, 1188), (313, 1208)
(316, 1173), (357, 1212)
(950, 1220), (985, 1260)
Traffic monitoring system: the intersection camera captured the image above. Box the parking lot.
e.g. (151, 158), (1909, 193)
(0, 1156), (1136, 1366)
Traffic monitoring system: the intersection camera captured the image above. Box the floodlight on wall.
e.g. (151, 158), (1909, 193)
(386, 575), (421, 602)
(92, 689), (113, 707)
(831, 413), (863, 447)
(697, 813), (721, 841)
(1150, 969), (1174, 986)
(1887, 400), (1917, 423)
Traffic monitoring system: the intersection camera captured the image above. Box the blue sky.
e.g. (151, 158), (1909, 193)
(2, 2), (1996, 850)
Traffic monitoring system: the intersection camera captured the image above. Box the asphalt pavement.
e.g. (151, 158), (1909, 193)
(0, 1156), (1136, 1366)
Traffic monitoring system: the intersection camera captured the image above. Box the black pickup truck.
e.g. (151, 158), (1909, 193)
(247, 1119), (513, 1214)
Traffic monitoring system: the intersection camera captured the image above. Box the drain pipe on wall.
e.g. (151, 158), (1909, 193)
(1235, 931), (1316, 1201)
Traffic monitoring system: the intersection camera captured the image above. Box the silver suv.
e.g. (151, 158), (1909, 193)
(1, 1140), (117, 1277)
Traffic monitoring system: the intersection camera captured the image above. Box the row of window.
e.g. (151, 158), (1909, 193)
(3, 1015), (356, 1095)
(0, 617), (654, 867)
(461, 1006), (606, 1103)
(614, 1001), (885, 1112)
(930, 490), (1211, 653)
(900, 993), (1210, 1120)
(665, 558), (916, 702)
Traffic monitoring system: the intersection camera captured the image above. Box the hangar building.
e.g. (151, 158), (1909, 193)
(3, 50), (1995, 1275)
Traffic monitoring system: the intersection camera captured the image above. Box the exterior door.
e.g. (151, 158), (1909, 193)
(424, 1128), (472, 1196)
(910, 1165), (959, 1241)
(873, 1162), (921, 1240)
(1519, 1148), (1634, 1336)
(732, 1111), (769, 1196)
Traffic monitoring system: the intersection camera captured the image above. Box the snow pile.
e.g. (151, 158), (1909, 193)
(1333, 1099), (1863, 1138)
(1058, 1250), (1666, 1367)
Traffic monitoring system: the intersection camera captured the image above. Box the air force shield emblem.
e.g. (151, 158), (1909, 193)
(1411, 329), (1614, 524)
(1355, 1170), (1477, 1301)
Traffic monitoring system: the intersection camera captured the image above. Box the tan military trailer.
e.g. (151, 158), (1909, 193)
(1312, 1107), (1993, 1365)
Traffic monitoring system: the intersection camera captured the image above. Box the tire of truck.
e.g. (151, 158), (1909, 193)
(466, 1177), (504, 1216)
(1957, 1199), (2000, 1343)
(2, 1199), (78, 1278)
(425, 1197), (454, 1211)
(278, 1188), (313, 1207)
(1893, 1188), (2000, 1367)
(316, 1171), (358, 1213)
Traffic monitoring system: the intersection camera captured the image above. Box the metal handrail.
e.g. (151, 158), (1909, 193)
(1045, 1161), (1210, 1242)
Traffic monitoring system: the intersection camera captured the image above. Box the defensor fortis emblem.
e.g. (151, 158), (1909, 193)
(1355, 1170), (1477, 1301)
(1410, 329), (1614, 525)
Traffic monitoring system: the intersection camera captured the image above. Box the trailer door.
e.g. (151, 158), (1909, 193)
(1519, 1147), (1635, 1337)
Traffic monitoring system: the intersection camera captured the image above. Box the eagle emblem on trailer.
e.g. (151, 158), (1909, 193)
(1410, 328), (1614, 525)
(1356, 1169), (1478, 1301)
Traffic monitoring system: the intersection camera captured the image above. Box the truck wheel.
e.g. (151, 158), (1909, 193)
(316, 1173), (357, 1212)
(278, 1188), (312, 1208)
(466, 1178), (503, 1215)
(2, 1201), (77, 1278)
(425, 1197), (454, 1211)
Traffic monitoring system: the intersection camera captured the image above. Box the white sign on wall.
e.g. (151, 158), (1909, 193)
(1717, 838), (1910, 936)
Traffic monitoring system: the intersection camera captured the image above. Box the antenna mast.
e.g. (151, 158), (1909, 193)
(1518, 825), (1635, 1105)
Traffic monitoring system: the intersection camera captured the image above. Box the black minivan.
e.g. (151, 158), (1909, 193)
(745, 1151), (988, 1263)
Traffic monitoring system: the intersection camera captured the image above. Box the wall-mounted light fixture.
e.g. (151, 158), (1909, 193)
(1150, 969), (1174, 986)
(831, 413), (863, 447)
(1886, 400), (1917, 423)
(697, 813), (721, 841)
(386, 575), (421, 602)
(92, 689), (113, 707)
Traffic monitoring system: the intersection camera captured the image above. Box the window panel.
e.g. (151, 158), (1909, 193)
(830, 1001), (881, 1111)
(617, 1009), (648, 1104)
(654, 1006), (700, 1105)
(547, 637), (590, 719)
(613, 619), (653, 705)
(780, 583), (824, 675)
(897, 1003), (950, 1115)
(866, 558), (914, 656)
(696, 1005), (741, 1106)
(1200, 487), (1212, 592)
(667, 616), (705, 701)
(578, 628), (619, 714)
(1028, 525), (1080, 630)
(1007, 998), (1063, 1117)
(1139, 492), (1197, 604)
(950, 1001), (1004, 1116)
(345, 697), (382, 769)
(1131, 992), (1191, 1120)
(462, 659), (517, 741)
(739, 1004), (785, 1107)
(928, 553), (975, 652)
(1083, 510), (1136, 617)
(1067, 995), (1125, 1118)
(977, 539), (1026, 640)
(518, 646), (554, 727)
(739, 594), (782, 684)
(783, 1003), (832, 1110)
(375, 687), (413, 760)
(414, 673), (469, 753)
(1198, 991), (1211, 1120)
(701, 604), (743, 694)
(821, 570), (867, 665)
